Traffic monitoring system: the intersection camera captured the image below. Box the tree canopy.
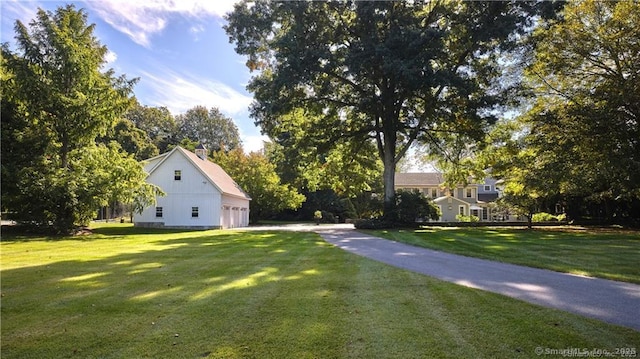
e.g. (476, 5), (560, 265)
(176, 105), (242, 153)
(489, 0), (640, 223)
(212, 149), (305, 223)
(225, 0), (553, 217)
(1, 5), (159, 232)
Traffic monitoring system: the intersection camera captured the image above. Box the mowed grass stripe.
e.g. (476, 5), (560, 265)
(1, 224), (638, 358)
(368, 227), (640, 284)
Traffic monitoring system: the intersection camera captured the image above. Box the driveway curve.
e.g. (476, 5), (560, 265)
(317, 229), (640, 332)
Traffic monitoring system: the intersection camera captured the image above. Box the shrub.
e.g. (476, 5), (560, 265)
(393, 190), (440, 224)
(456, 214), (480, 222)
(320, 210), (336, 223)
(532, 212), (557, 222)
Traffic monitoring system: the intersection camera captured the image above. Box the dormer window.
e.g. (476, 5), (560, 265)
(174, 170), (182, 181)
(466, 188), (473, 198)
(484, 185), (491, 191)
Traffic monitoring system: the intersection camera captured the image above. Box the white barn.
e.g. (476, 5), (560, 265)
(134, 146), (251, 229)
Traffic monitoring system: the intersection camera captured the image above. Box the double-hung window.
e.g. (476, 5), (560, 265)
(191, 207), (199, 218)
(155, 207), (163, 218)
(174, 170), (182, 181)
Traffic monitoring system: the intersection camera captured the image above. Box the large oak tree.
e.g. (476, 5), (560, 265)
(225, 0), (552, 217)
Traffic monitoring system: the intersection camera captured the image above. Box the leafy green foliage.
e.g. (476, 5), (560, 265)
(176, 106), (241, 153)
(7, 5), (136, 168)
(291, 189), (360, 222)
(100, 118), (159, 160)
(212, 149), (305, 223)
(355, 190), (439, 229)
(393, 190), (440, 224)
(532, 213), (558, 223)
(7, 143), (161, 233)
(518, 0), (640, 223)
(264, 109), (382, 198)
(1, 5), (156, 233)
(225, 1), (548, 215)
(124, 101), (177, 153)
(456, 215), (480, 223)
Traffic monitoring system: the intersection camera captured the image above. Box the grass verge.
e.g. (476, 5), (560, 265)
(1, 223), (638, 358)
(367, 227), (640, 284)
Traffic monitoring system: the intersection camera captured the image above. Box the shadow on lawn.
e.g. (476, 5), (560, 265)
(1, 230), (333, 307)
(2, 230), (342, 357)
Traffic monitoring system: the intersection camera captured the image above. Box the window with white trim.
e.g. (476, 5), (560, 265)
(465, 188), (473, 198)
(484, 185), (491, 191)
(459, 205), (465, 216)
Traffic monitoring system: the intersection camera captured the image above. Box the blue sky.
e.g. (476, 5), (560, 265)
(1, 0), (268, 152)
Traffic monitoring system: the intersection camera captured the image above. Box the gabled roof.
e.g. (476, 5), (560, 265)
(144, 146), (251, 200)
(433, 195), (469, 206)
(395, 172), (444, 187)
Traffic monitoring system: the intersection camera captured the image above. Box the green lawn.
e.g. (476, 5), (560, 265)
(1, 224), (638, 358)
(367, 227), (640, 284)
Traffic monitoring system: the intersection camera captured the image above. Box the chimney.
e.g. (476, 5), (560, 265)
(195, 143), (207, 160)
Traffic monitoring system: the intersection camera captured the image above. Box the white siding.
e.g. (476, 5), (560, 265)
(134, 151), (222, 228)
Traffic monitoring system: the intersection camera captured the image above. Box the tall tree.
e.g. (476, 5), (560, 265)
(176, 106), (242, 153)
(225, 0), (551, 217)
(264, 109), (382, 197)
(99, 118), (159, 160)
(212, 149), (305, 223)
(7, 5), (136, 169)
(519, 0), (640, 222)
(1, 5), (157, 233)
(124, 101), (177, 153)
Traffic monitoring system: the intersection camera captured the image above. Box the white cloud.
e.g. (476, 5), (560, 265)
(104, 49), (117, 64)
(242, 134), (270, 154)
(190, 24), (205, 34)
(1, 0), (39, 26)
(140, 67), (252, 116)
(83, 0), (238, 48)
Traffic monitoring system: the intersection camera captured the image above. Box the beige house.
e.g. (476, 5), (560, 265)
(395, 172), (501, 222)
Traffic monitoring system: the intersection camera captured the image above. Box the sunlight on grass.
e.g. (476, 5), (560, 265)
(130, 286), (184, 302)
(2, 224), (639, 358)
(128, 262), (164, 275)
(190, 267), (280, 301)
(372, 227), (640, 284)
(60, 272), (108, 282)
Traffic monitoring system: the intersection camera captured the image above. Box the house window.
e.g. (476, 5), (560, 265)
(191, 207), (199, 218)
(155, 207), (163, 218)
(431, 188), (438, 198)
(482, 208), (488, 220)
(174, 170), (182, 181)
(466, 188), (473, 198)
(484, 185), (491, 191)
(459, 205), (465, 216)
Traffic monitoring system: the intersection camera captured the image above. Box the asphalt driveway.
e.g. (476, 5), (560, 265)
(317, 229), (640, 332)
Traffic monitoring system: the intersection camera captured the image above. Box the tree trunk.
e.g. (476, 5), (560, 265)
(383, 149), (396, 218)
(381, 124), (397, 219)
